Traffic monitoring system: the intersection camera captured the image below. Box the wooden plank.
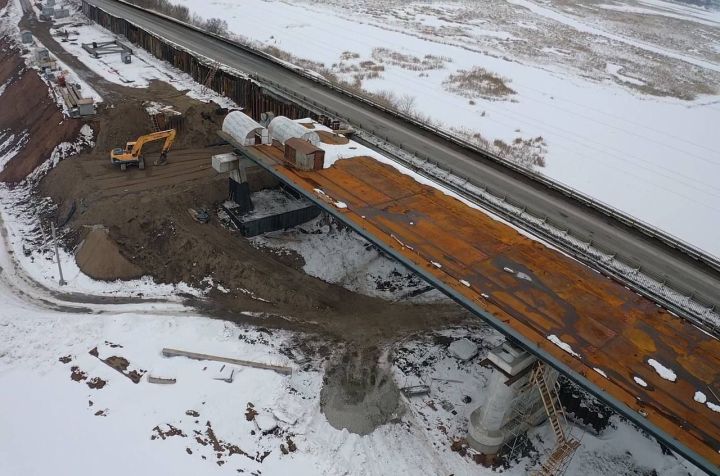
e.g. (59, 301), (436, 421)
(161, 348), (293, 375)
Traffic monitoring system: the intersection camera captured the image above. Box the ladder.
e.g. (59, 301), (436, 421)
(530, 363), (580, 475)
(149, 113), (162, 132)
(201, 62), (219, 94)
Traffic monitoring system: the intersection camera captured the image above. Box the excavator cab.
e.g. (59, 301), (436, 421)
(110, 129), (176, 171)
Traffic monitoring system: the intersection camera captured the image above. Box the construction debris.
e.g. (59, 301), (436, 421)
(148, 360), (178, 384)
(148, 375), (177, 385)
(212, 364), (235, 383)
(400, 384), (431, 397)
(188, 208), (210, 224)
(82, 40), (132, 63)
(59, 82), (95, 118)
(448, 338), (478, 362)
(161, 348), (292, 376)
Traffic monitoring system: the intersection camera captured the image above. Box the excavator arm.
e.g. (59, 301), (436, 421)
(129, 129), (176, 157)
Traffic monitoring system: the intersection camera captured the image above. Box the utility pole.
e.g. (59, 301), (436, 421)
(50, 222), (66, 286)
(37, 215), (48, 251)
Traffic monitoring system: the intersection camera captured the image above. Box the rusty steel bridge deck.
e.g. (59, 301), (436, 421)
(239, 144), (720, 472)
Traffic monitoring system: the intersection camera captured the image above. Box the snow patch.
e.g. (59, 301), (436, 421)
(547, 334), (581, 358)
(647, 358), (677, 382)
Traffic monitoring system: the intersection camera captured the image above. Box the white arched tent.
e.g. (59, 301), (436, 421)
(267, 116), (320, 146)
(222, 111), (269, 146)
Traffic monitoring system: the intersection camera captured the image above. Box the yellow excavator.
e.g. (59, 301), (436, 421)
(110, 129), (177, 170)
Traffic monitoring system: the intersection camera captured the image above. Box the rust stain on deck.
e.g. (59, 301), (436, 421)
(243, 145), (720, 467)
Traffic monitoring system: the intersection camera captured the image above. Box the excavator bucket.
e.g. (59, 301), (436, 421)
(154, 152), (168, 166)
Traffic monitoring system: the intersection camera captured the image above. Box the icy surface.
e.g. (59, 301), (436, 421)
(390, 327), (699, 475)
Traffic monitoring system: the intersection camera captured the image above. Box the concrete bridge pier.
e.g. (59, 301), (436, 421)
(467, 341), (558, 457)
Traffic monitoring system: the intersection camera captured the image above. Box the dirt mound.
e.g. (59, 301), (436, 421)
(90, 95), (226, 161)
(320, 347), (402, 434)
(75, 227), (142, 280)
(0, 40), (82, 183)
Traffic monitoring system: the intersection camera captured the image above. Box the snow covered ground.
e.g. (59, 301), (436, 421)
(252, 214), (447, 302)
(45, 3), (238, 108)
(0, 290), (700, 475)
(170, 0), (720, 257)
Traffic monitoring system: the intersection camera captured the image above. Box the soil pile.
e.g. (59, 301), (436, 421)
(0, 40), (82, 183)
(75, 226), (143, 280)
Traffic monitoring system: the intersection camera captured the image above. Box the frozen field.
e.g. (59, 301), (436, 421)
(171, 0), (720, 256)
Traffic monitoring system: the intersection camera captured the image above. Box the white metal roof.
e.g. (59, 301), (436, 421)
(267, 116), (320, 146)
(222, 111), (267, 145)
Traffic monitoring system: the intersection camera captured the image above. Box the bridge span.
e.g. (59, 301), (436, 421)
(232, 139), (720, 474)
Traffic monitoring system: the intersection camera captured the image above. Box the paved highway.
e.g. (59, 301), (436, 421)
(89, 0), (720, 315)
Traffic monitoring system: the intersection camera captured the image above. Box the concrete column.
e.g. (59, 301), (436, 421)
(467, 341), (556, 455)
(230, 157), (255, 184)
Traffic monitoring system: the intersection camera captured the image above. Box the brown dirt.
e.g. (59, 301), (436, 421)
(0, 40), (82, 183)
(317, 130), (349, 145)
(70, 366), (87, 382)
(75, 226), (143, 280)
(87, 377), (107, 389)
(100, 355), (145, 383)
(151, 424), (187, 440)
